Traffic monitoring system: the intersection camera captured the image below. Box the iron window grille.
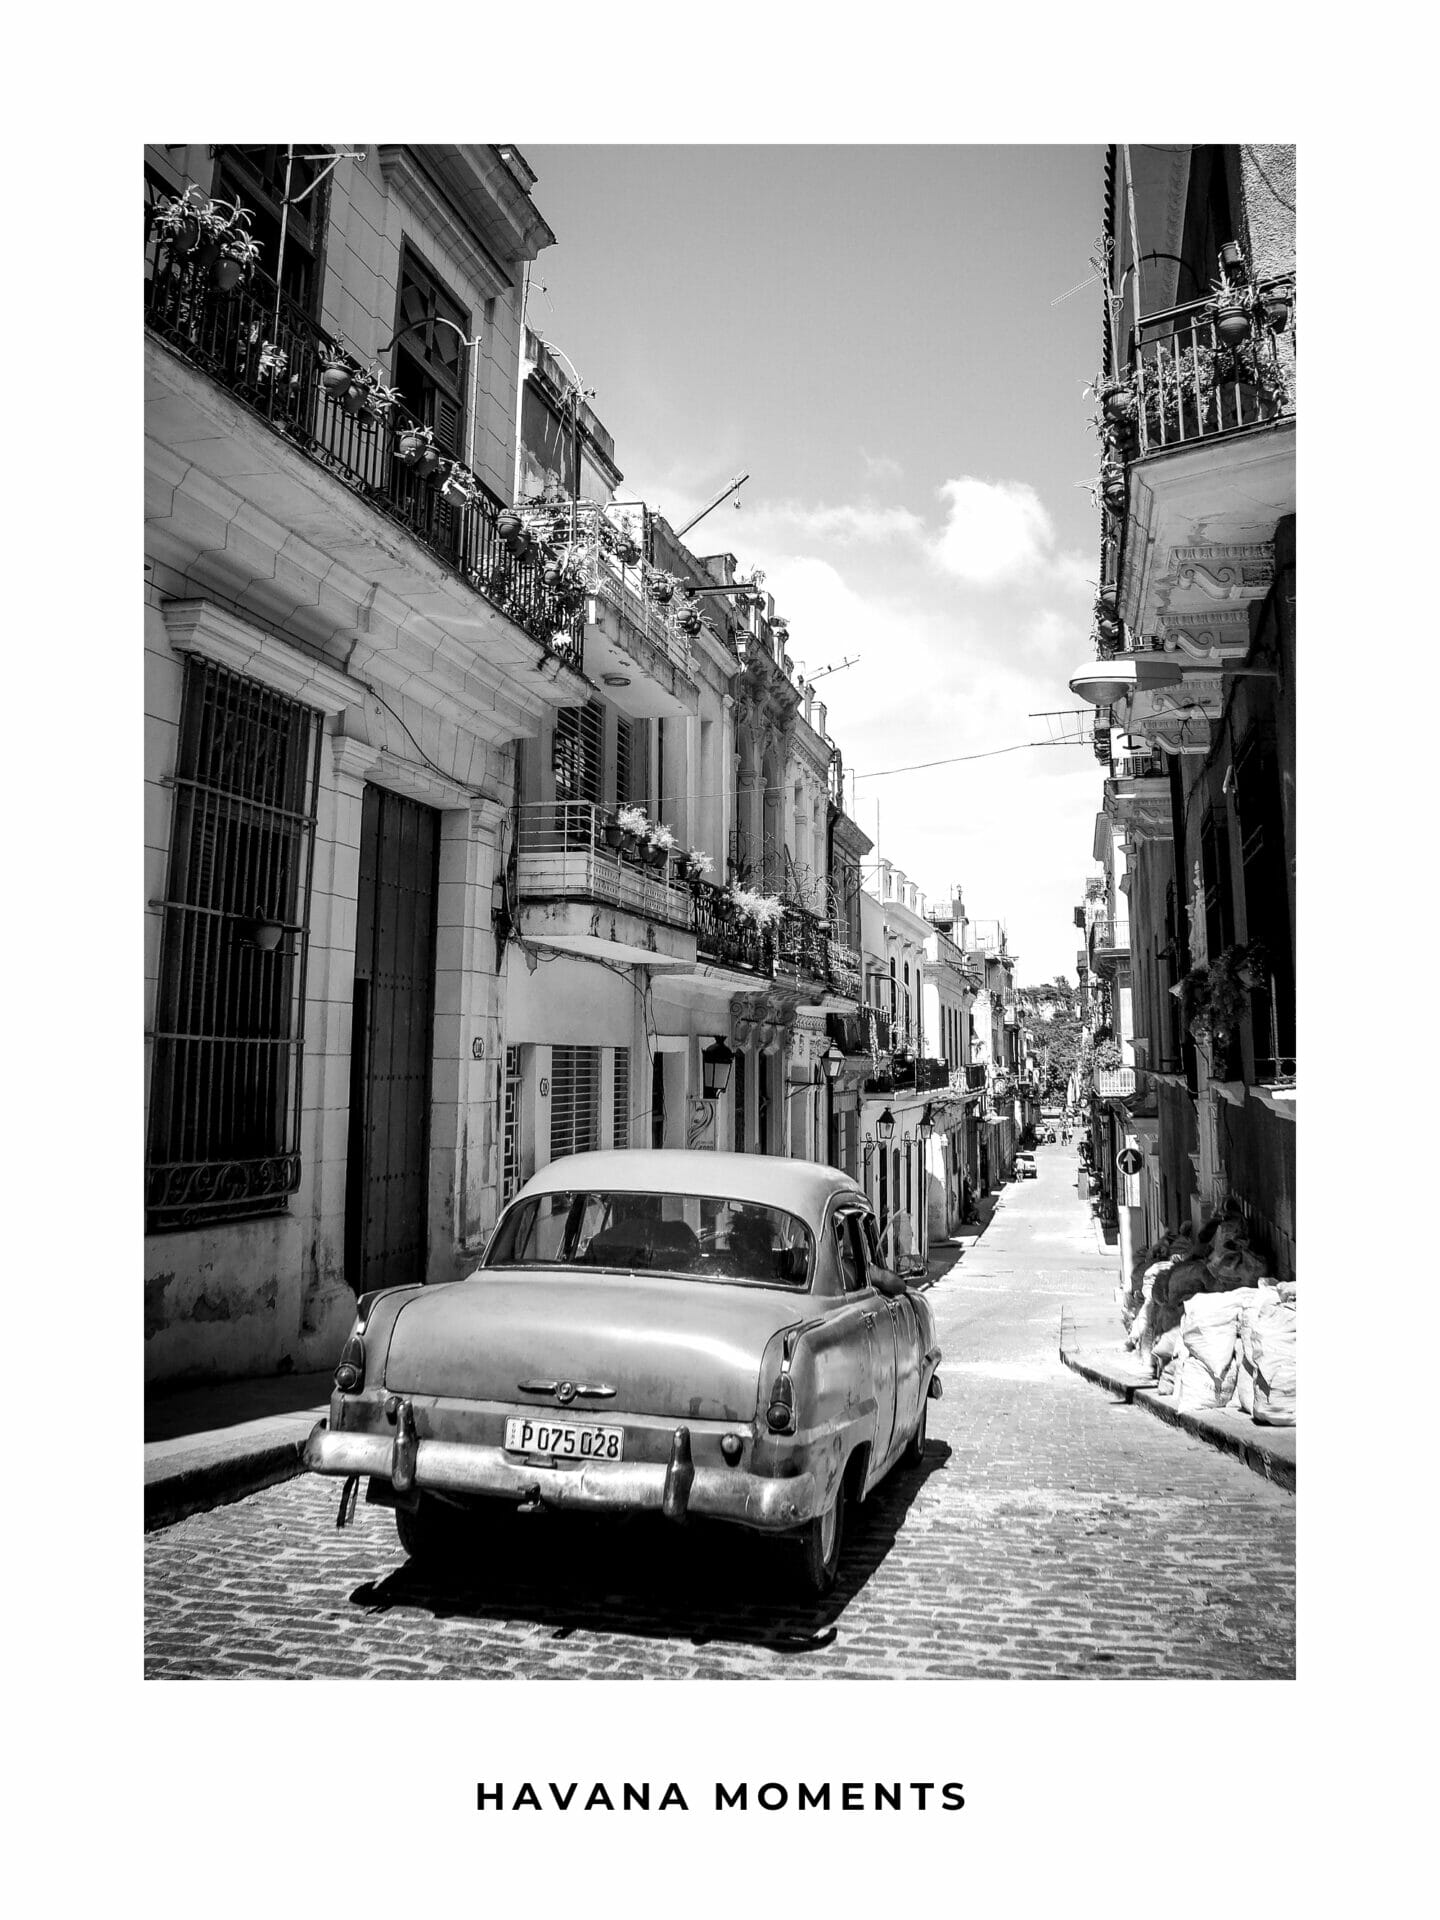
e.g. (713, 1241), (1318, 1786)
(502, 1044), (521, 1204)
(146, 657), (322, 1232)
(551, 1045), (601, 1162)
(612, 1046), (630, 1150)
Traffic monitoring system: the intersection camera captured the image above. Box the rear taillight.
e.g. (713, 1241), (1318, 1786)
(765, 1374), (796, 1434)
(333, 1332), (365, 1394)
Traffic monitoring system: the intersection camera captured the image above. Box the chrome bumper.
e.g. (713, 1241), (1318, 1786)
(304, 1420), (821, 1531)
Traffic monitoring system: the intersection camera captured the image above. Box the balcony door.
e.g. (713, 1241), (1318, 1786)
(345, 785), (439, 1295)
(389, 244), (471, 555)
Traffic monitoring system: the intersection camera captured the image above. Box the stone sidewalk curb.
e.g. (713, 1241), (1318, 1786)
(1058, 1315), (1295, 1494)
(144, 1415), (322, 1532)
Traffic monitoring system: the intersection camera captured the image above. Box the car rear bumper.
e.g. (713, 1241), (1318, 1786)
(303, 1420), (822, 1531)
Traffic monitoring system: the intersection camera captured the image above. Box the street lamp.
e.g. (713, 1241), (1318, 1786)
(821, 1037), (843, 1171)
(701, 1037), (735, 1102)
(876, 1107), (896, 1144)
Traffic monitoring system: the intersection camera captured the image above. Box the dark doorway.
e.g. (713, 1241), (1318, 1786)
(345, 786), (440, 1294)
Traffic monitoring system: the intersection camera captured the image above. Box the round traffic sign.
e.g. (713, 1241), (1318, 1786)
(1116, 1146), (1143, 1177)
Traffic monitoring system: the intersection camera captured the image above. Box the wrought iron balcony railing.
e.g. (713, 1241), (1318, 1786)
(1129, 282), (1294, 459)
(692, 878), (776, 978)
(515, 803), (694, 931)
(144, 228), (583, 672)
(777, 903), (832, 986)
(1090, 917), (1131, 954)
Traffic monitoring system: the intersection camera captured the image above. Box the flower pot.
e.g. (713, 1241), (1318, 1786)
(621, 832), (643, 861)
(645, 844), (668, 870)
(542, 562), (564, 591)
(342, 383), (371, 415)
(416, 447), (441, 478)
(1218, 241), (1245, 274)
(1103, 389), (1135, 424)
(1215, 304), (1251, 347)
(617, 539), (641, 566)
(214, 257), (243, 292)
(1261, 293), (1290, 332)
(1102, 485), (1126, 515)
(601, 820), (624, 851)
(496, 510), (523, 545)
(650, 578), (673, 606)
(196, 239), (221, 272)
(397, 432), (427, 465)
(322, 365), (354, 398)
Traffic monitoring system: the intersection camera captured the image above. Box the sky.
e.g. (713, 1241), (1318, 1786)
(523, 145), (1109, 983)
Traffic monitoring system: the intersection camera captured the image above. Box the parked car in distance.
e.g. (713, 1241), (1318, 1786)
(1015, 1151), (1037, 1179)
(304, 1150), (943, 1595)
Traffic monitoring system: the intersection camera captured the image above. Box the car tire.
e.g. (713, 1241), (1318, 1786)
(903, 1396), (928, 1468)
(795, 1475), (846, 1596)
(395, 1494), (460, 1566)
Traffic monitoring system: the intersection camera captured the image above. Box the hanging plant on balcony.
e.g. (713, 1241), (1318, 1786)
(214, 229), (261, 291)
(615, 805), (651, 860)
(648, 571), (675, 606)
(1086, 368), (1138, 427)
(725, 884), (785, 932)
(677, 847), (715, 885)
(1210, 279), (1254, 348)
(255, 341), (288, 384)
(396, 423), (436, 468)
(644, 822), (677, 870)
(440, 462), (481, 510)
(319, 346), (358, 399)
(599, 809), (625, 851)
(677, 607), (702, 638)
(153, 183), (245, 260)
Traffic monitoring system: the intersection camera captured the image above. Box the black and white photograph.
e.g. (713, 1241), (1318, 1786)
(139, 135), (1297, 1683)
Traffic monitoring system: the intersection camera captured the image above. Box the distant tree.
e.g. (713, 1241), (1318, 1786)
(1023, 980), (1084, 1101)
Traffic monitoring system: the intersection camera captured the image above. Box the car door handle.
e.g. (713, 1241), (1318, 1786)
(862, 1311), (877, 1328)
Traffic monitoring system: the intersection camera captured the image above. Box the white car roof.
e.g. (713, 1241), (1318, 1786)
(514, 1149), (867, 1230)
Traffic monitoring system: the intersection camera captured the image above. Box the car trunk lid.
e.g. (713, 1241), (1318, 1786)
(381, 1271), (808, 1423)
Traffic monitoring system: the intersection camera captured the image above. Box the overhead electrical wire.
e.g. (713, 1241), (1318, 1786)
(854, 740), (1056, 780)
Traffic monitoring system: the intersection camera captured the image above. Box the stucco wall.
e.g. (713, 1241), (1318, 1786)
(1237, 145), (1296, 280)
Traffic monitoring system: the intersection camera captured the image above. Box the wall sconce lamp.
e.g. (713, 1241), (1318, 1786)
(701, 1037), (735, 1102)
(918, 1104), (935, 1144)
(876, 1107), (896, 1144)
(821, 1040), (844, 1083)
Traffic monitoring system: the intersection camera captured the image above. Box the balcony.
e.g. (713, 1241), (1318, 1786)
(514, 802), (696, 967)
(691, 879), (776, 980)
(776, 904), (832, 992)
(828, 939), (863, 1002)
(1090, 918), (1131, 968)
(144, 228), (583, 677)
(515, 497), (698, 718)
(1113, 284), (1295, 649)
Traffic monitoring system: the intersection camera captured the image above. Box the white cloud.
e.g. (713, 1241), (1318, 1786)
(930, 476), (1058, 587)
(757, 498), (926, 545)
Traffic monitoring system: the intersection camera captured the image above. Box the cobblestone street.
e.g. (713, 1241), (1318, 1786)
(144, 1144), (1295, 1679)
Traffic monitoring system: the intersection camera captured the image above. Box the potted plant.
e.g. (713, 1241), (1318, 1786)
(256, 341), (288, 384)
(320, 346), (356, 399)
(214, 230), (261, 291)
(1258, 283), (1292, 333)
(616, 805), (651, 860)
(496, 509), (524, 546)
(725, 884), (785, 933)
(441, 463), (480, 510)
(600, 809), (625, 851)
(678, 607), (702, 638)
(153, 183), (233, 258)
(649, 572), (675, 606)
(645, 822), (677, 870)
(679, 848), (714, 885)
(1211, 281), (1253, 347)
(396, 423), (435, 467)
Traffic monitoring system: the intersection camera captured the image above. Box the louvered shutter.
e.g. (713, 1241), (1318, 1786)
(612, 1048), (630, 1149)
(1235, 733), (1295, 1062)
(550, 1046), (600, 1162)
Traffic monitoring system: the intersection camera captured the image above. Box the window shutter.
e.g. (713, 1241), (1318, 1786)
(432, 391), (462, 457)
(550, 1046), (600, 1162)
(615, 719), (632, 808)
(612, 1047), (630, 1149)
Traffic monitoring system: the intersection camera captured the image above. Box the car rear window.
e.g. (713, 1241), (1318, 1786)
(484, 1190), (814, 1287)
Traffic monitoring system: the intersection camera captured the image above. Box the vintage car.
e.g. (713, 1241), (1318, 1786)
(1015, 1151), (1037, 1179)
(304, 1150), (942, 1594)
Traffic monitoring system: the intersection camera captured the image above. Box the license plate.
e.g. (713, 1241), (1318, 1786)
(504, 1416), (624, 1462)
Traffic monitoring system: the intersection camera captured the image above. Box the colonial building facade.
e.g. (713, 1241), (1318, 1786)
(1069, 143), (1296, 1280)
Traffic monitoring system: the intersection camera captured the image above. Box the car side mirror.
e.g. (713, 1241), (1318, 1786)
(873, 1267), (907, 1300)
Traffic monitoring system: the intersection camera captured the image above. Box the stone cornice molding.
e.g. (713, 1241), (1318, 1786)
(162, 600), (358, 714)
(331, 735), (383, 787)
(376, 147), (515, 300)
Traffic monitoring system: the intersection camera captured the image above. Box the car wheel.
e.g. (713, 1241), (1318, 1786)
(904, 1396), (929, 1468)
(795, 1474), (847, 1596)
(395, 1494), (462, 1566)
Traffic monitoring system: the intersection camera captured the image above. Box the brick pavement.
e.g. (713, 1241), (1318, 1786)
(144, 1143), (1295, 1678)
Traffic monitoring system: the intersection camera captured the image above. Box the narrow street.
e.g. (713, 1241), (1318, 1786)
(144, 1142), (1295, 1679)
